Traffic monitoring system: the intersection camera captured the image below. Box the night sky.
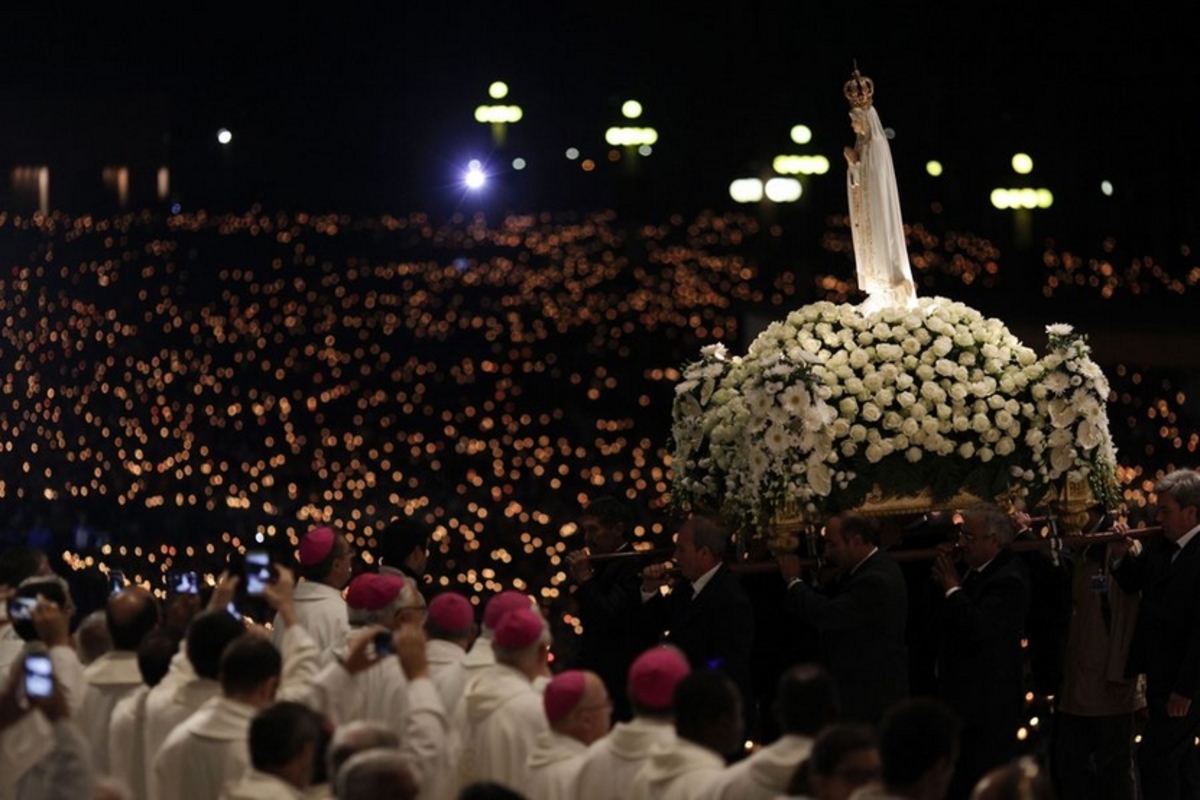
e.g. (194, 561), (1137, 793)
(1, 3), (1196, 243)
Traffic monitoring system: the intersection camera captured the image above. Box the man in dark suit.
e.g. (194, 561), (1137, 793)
(1111, 468), (1200, 800)
(777, 514), (908, 723)
(564, 496), (655, 722)
(931, 503), (1030, 800)
(640, 514), (755, 735)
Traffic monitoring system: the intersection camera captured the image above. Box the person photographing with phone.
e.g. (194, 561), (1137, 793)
(0, 591), (93, 800)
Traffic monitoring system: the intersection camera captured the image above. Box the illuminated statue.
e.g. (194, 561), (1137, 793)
(844, 68), (917, 314)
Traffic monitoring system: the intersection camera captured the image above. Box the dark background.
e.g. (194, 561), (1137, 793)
(1, 2), (1196, 251)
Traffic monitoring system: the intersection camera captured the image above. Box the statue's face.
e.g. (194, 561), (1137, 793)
(849, 111), (866, 136)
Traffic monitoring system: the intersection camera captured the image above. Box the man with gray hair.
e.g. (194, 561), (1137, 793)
(325, 721), (399, 789)
(1112, 468), (1200, 800)
(335, 748), (418, 800)
(931, 503), (1030, 799)
(639, 514), (755, 735)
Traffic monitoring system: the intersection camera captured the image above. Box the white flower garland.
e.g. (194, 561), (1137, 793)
(670, 298), (1120, 527)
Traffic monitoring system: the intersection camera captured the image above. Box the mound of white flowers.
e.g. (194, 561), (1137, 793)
(670, 297), (1119, 530)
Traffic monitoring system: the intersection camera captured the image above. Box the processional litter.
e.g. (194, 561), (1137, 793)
(668, 68), (1144, 565)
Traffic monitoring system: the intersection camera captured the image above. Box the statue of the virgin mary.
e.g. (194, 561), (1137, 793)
(844, 68), (917, 314)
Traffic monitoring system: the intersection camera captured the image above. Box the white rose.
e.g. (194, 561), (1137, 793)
(861, 403), (882, 423)
(896, 373), (915, 390)
(916, 365), (936, 382)
(996, 437), (1016, 456)
(906, 447), (923, 463)
(863, 373), (884, 393)
(971, 414), (991, 433)
(883, 411), (903, 430)
(877, 388), (895, 406)
(932, 337), (953, 357)
(953, 415), (971, 432)
(849, 425), (868, 443)
(901, 418), (920, 437)
(959, 442), (976, 459)
(849, 348), (870, 369)
(978, 446), (995, 462)
(842, 441), (858, 457)
(839, 398), (859, 417)
(808, 462), (833, 496)
(1025, 429), (1046, 448)
(832, 418), (851, 438)
(865, 443), (884, 463)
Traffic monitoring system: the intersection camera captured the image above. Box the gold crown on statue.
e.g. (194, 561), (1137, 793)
(843, 66), (874, 109)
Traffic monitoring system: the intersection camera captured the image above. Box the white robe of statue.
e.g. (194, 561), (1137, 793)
(846, 104), (917, 315)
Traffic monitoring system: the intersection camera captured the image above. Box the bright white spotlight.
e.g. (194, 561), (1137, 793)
(512, 158), (527, 170)
(622, 100), (643, 119)
(217, 128), (233, 145)
(565, 148), (580, 161)
(488, 81), (509, 100)
(1101, 180), (1113, 196)
(1012, 153), (1034, 174)
(464, 163), (487, 190)
(637, 145), (652, 157)
(790, 125), (813, 145)
(926, 160), (944, 177)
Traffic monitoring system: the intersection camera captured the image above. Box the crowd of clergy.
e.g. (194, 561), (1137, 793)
(1, 499), (1100, 800)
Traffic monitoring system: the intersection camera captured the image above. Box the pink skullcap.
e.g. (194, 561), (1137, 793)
(428, 592), (474, 631)
(492, 607), (544, 650)
(298, 526), (337, 566)
(628, 646), (690, 711)
(544, 670), (587, 723)
(345, 573), (404, 611)
(483, 590), (533, 631)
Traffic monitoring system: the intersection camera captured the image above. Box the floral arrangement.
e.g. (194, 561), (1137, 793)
(669, 298), (1120, 531)
(1027, 324), (1121, 510)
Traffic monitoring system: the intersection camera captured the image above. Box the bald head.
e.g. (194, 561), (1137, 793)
(106, 587), (160, 651)
(549, 671), (611, 745)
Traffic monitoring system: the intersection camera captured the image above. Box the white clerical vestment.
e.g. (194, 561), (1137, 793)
(399, 677), (453, 800)
(109, 685), (152, 800)
(340, 627), (408, 732)
(11, 719), (93, 800)
(218, 769), (306, 800)
(426, 638), (468, 713)
(271, 581), (349, 661)
(0, 645), (87, 800)
(709, 733), (814, 800)
(79, 649), (143, 773)
(628, 738), (726, 800)
(455, 663), (547, 793)
(571, 716), (676, 800)
(142, 650), (218, 800)
(525, 730), (588, 800)
(153, 695), (256, 800)
(152, 624), (360, 800)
